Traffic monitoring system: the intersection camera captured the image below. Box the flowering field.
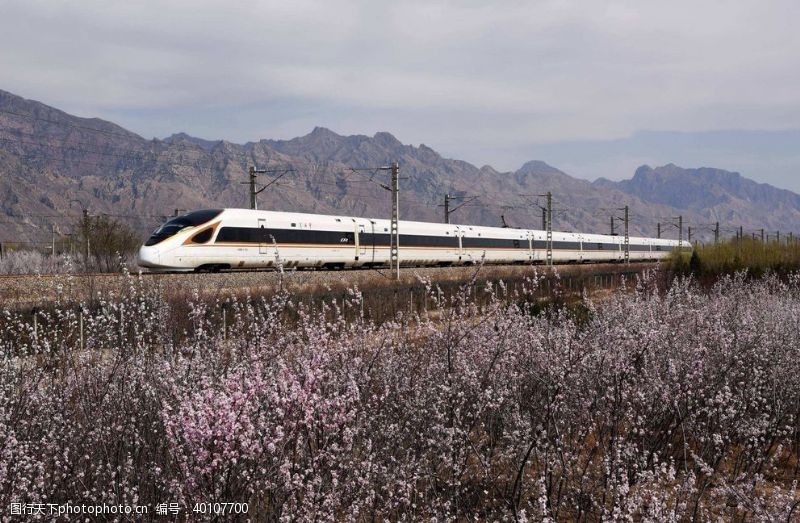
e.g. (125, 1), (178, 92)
(0, 271), (799, 521)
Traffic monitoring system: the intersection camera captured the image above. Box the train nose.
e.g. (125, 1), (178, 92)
(137, 245), (160, 268)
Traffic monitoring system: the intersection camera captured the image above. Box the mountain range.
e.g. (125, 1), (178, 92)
(1, 88), (799, 248)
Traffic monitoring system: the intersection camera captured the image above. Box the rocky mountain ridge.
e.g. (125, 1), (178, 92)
(1, 88), (798, 248)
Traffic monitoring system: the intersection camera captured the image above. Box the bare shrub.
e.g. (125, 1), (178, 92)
(0, 251), (76, 275)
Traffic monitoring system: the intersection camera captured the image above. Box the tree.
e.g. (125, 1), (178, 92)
(689, 249), (702, 275)
(76, 214), (140, 272)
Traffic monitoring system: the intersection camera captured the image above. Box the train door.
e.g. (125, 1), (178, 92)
(258, 218), (268, 255)
(526, 231), (533, 262)
(356, 224), (367, 260)
(455, 226), (464, 262)
(368, 221), (377, 264)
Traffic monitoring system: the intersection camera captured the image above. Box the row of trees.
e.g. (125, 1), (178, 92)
(672, 236), (800, 279)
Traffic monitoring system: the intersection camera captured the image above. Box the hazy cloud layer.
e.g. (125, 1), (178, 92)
(2, 0), (800, 187)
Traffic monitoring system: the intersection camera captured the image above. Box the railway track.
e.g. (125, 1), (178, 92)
(0, 260), (659, 281)
(0, 262), (661, 312)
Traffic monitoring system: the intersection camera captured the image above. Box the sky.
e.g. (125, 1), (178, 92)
(2, 0), (800, 190)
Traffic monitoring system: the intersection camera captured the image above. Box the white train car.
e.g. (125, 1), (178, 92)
(137, 208), (687, 272)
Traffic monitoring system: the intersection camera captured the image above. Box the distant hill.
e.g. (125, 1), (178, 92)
(1, 88), (798, 248)
(595, 164), (800, 234)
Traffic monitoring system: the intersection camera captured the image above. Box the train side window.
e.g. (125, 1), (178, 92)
(191, 228), (213, 244)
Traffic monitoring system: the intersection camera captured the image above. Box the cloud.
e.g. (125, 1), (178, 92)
(1, 0), (800, 184)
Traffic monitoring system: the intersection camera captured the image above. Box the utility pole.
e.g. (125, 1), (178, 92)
(760, 228), (764, 243)
(545, 192), (553, 266)
(776, 231), (780, 243)
(442, 194), (477, 224)
(657, 222), (661, 239)
(610, 216), (615, 236)
(714, 222), (720, 244)
(248, 166), (263, 210)
(82, 208), (90, 260)
(358, 162), (404, 279)
(245, 166), (295, 210)
(69, 199), (89, 263)
(739, 226), (743, 242)
(623, 205), (629, 264)
(249, 166), (257, 209)
(688, 226), (692, 244)
(678, 216), (683, 247)
(529, 191), (553, 264)
(518, 194), (547, 230)
(390, 162), (400, 279)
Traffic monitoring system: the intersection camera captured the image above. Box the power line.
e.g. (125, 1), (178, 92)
(441, 194), (478, 223)
(275, 175), (441, 212)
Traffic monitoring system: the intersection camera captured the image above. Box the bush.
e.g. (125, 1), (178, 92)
(0, 250), (77, 275)
(0, 213), (138, 275)
(0, 272), (798, 520)
(75, 214), (139, 272)
(671, 238), (800, 279)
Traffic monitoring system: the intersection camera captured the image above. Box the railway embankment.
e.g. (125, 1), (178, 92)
(0, 262), (657, 313)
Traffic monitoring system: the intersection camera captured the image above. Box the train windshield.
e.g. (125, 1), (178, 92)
(144, 209), (223, 246)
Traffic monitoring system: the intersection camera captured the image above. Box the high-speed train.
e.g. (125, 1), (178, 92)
(137, 208), (687, 272)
